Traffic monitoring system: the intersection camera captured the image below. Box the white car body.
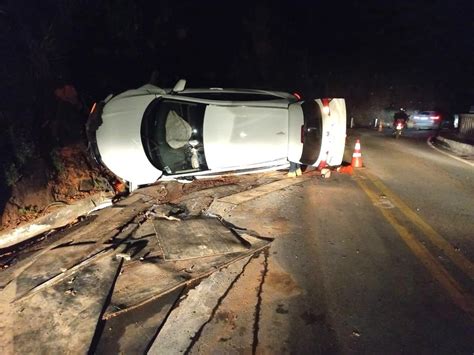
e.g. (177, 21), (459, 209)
(87, 83), (346, 189)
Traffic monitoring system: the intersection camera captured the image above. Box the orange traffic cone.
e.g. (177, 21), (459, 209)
(351, 139), (363, 168)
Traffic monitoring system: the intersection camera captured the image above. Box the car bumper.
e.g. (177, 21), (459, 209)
(412, 120), (440, 129)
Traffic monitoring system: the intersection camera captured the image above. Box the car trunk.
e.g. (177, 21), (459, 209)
(288, 98), (346, 167)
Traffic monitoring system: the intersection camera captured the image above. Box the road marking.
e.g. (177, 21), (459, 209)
(355, 176), (474, 317)
(374, 196), (396, 209)
(362, 171), (474, 281)
(427, 136), (474, 168)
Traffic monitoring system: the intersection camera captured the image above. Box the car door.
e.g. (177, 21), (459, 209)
(288, 98), (346, 167)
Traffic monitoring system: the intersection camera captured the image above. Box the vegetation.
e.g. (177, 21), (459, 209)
(50, 148), (65, 174)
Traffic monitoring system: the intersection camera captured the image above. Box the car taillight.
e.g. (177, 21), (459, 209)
(293, 92), (302, 100)
(430, 116), (440, 120)
(301, 125), (305, 143)
(322, 98), (332, 115)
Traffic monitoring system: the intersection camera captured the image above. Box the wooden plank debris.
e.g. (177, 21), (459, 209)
(147, 256), (251, 354)
(0, 192), (113, 249)
(1, 255), (122, 354)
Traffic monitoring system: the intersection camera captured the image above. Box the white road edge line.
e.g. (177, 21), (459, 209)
(427, 136), (474, 168)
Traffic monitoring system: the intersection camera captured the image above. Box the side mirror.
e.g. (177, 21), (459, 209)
(172, 79), (186, 93)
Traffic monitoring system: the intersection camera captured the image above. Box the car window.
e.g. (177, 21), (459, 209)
(177, 92), (282, 101)
(141, 99), (208, 175)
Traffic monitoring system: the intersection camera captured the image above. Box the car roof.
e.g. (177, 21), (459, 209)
(108, 85), (298, 109)
(173, 88), (298, 108)
(177, 88), (296, 99)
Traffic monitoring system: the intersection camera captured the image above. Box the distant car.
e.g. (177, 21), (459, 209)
(87, 80), (346, 190)
(411, 110), (442, 130)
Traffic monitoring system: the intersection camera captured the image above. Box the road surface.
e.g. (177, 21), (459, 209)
(184, 128), (474, 354)
(1, 128), (473, 354)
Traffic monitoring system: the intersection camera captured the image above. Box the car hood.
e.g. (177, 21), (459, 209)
(97, 92), (162, 185)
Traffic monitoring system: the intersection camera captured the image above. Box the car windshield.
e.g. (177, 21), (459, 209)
(141, 98), (208, 175)
(299, 100), (323, 165)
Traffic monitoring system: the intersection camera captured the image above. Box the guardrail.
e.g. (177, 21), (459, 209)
(459, 114), (474, 137)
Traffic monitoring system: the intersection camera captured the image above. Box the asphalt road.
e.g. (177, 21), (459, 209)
(2, 128), (473, 354)
(187, 128), (474, 354)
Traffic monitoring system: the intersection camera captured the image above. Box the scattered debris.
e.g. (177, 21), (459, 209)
(116, 253), (131, 261)
(0, 192), (113, 249)
(5, 255), (123, 354)
(64, 288), (76, 296)
(0, 173), (289, 353)
(337, 165), (354, 175)
(321, 168), (331, 179)
(103, 212), (272, 319)
(67, 277), (76, 284)
(147, 257), (251, 354)
(184, 265), (196, 273)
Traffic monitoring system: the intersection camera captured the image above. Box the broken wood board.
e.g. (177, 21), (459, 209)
(153, 217), (252, 260)
(94, 286), (184, 354)
(103, 217), (271, 319)
(0, 255), (122, 354)
(217, 176), (310, 205)
(0, 192), (113, 249)
(104, 252), (261, 320)
(0, 193), (154, 299)
(147, 256), (251, 354)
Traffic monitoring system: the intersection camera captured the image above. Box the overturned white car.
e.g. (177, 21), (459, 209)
(87, 80), (346, 189)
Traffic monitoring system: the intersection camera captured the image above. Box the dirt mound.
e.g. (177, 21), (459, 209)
(1, 144), (112, 230)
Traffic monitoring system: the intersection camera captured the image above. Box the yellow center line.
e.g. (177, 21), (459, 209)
(361, 170), (474, 281)
(355, 176), (474, 317)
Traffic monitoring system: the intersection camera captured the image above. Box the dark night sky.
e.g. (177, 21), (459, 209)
(1, 0), (474, 110)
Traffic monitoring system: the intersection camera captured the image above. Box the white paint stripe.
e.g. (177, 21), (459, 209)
(427, 136), (474, 168)
(352, 153), (362, 157)
(355, 143), (361, 150)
